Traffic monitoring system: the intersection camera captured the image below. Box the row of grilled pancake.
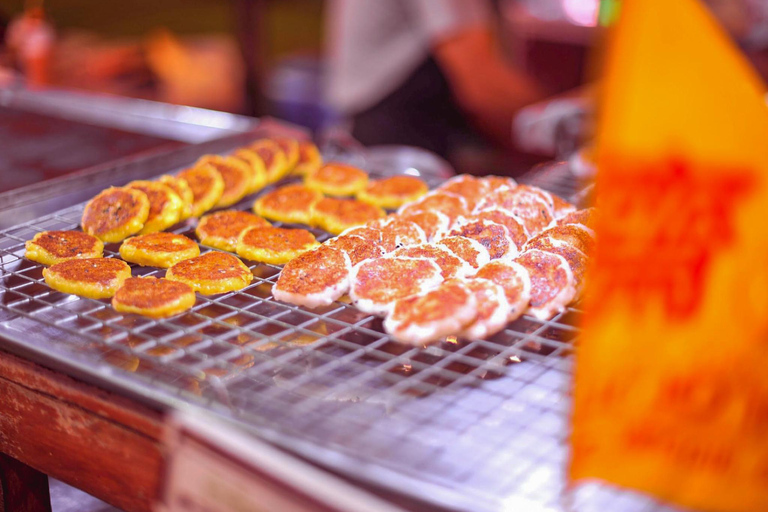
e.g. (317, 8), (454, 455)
(80, 138), (323, 243)
(27, 228), (254, 317)
(273, 174), (596, 345)
(253, 173), (429, 235)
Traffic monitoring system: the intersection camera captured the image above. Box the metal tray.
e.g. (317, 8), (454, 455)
(0, 143), (676, 512)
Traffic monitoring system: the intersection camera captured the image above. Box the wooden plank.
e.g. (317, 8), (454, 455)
(0, 351), (163, 439)
(0, 351), (164, 512)
(0, 453), (52, 512)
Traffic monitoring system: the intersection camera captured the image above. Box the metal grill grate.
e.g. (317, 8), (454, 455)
(0, 162), (681, 512)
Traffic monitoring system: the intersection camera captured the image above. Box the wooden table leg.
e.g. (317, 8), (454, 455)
(0, 453), (52, 512)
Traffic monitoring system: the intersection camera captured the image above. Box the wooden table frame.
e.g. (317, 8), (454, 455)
(0, 349), (163, 512)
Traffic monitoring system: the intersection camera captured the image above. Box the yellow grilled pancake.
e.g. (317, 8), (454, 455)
(231, 148), (268, 193)
(196, 210), (271, 252)
(236, 226), (319, 264)
(177, 164), (225, 217)
(119, 232), (200, 268)
(43, 258), (131, 299)
(81, 187), (150, 243)
(166, 251), (253, 295)
(126, 180), (184, 234)
(304, 163), (368, 197)
(292, 140), (323, 176)
(310, 197), (385, 235)
(357, 176), (428, 210)
(250, 139), (289, 184)
(253, 184), (323, 225)
(26, 230), (103, 266)
(112, 276), (196, 318)
(196, 155), (253, 209)
(158, 174), (195, 221)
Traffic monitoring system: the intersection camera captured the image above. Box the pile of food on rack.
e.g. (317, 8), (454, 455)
(274, 174), (595, 344)
(24, 135), (594, 346)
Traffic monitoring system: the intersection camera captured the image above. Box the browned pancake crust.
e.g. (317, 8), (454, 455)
(515, 250), (571, 311)
(236, 226), (319, 264)
(126, 180), (183, 234)
(119, 232), (200, 268)
(473, 210), (528, 249)
(351, 257), (442, 308)
(81, 187), (150, 242)
(357, 176), (428, 209)
(272, 137), (300, 173)
(305, 163), (368, 196)
(166, 251), (252, 295)
(399, 192), (468, 223)
(311, 197), (385, 235)
(253, 184), (323, 224)
(448, 220), (512, 260)
(43, 258), (131, 299)
(231, 149), (268, 193)
(250, 139), (289, 183)
(436, 175), (489, 210)
(196, 210), (271, 252)
(26, 231), (103, 265)
(325, 235), (384, 265)
(177, 165), (225, 217)
(112, 277), (196, 318)
(274, 246), (349, 296)
(293, 140), (323, 176)
(438, 236), (488, 269)
(558, 208), (597, 230)
(158, 175), (194, 220)
(393, 244), (468, 279)
(198, 156), (252, 208)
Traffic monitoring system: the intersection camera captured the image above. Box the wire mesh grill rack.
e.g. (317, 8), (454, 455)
(0, 160), (680, 512)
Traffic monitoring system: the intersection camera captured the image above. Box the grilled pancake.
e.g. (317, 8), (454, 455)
(166, 251), (253, 295)
(273, 246), (352, 308)
(474, 259), (532, 321)
(392, 243), (472, 280)
(305, 163), (368, 197)
(293, 140), (323, 176)
(437, 236), (490, 270)
(119, 232), (200, 268)
(325, 234), (385, 265)
(515, 249), (576, 320)
(112, 276), (196, 318)
(398, 192), (468, 224)
(26, 230), (103, 266)
(158, 175), (194, 220)
(476, 188), (553, 236)
(196, 210), (271, 252)
(436, 174), (490, 211)
(126, 180), (184, 234)
(357, 176), (428, 209)
(447, 218), (516, 260)
(250, 139), (289, 183)
(196, 155), (252, 208)
(253, 184), (323, 224)
(310, 197), (385, 235)
(43, 258), (131, 299)
(236, 226), (319, 264)
(459, 278), (510, 340)
(177, 164), (225, 218)
(81, 187), (150, 243)
(481, 176), (517, 191)
(231, 148), (268, 193)
(398, 211), (450, 242)
(472, 209), (529, 250)
(376, 217), (426, 249)
(350, 256), (443, 316)
(558, 207), (597, 231)
(271, 137), (300, 174)
(384, 280), (477, 345)
(524, 236), (588, 294)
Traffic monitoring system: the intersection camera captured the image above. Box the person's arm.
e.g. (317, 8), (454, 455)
(433, 24), (545, 147)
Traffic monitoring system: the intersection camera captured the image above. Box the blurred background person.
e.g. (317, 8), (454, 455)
(325, 0), (546, 171)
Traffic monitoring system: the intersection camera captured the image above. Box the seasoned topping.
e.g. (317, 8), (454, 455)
(325, 234), (385, 265)
(448, 219), (515, 260)
(393, 243), (471, 279)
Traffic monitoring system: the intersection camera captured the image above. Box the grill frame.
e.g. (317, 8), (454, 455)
(0, 149), (672, 512)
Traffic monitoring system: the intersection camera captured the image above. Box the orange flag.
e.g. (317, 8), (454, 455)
(570, 0), (768, 511)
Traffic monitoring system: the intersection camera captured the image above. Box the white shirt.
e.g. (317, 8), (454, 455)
(325, 0), (491, 115)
